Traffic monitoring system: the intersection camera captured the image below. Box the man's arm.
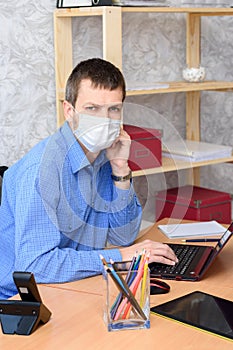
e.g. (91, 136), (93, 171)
(8, 166), (121, 284)
(107, 184), (142, 246)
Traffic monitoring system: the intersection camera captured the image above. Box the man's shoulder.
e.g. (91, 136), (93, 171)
(6, 134), (56, 182)
(12, 137), (48, 165)
(6, 124), (76, 183)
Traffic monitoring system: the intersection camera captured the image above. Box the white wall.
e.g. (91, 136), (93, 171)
(0, 1), (232, 221)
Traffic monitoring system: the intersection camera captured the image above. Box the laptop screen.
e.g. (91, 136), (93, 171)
(216, 222), (233, 253)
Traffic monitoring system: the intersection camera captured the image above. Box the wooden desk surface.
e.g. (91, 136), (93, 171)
(0, 219), (232, 349)
(46, 219), (233, 294)
(0, 284), (232, 350)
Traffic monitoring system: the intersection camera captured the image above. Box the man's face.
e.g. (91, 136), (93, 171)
(63, 79), (124, 154)
(64, 78), (124, 132)
(74, 78), (123, 120)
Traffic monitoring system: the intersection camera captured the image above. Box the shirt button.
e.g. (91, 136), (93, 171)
(104, 205), (108, 210)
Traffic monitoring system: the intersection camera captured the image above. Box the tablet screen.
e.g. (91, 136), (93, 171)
(151, 291), (233, 340)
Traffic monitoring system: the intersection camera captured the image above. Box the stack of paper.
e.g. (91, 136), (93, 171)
(158, 220), (226, 239)
(112, 0), (171, 6)
(162, 139), (232, 162)
(180, 0), (232, 7)
(127, 82), (170, 90)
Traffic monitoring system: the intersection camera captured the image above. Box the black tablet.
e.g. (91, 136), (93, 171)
(151, 291), (233, 341)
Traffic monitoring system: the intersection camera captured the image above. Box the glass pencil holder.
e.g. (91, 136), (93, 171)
(102, 262), (150, 331)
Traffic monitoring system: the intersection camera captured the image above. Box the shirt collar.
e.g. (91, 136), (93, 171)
(60, 122), (107, 174)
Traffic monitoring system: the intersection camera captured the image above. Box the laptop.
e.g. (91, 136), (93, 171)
(149, 222), (233, 281)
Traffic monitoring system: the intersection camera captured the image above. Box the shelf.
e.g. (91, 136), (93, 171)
(122, 7), (233, 16)
(132, 155), (233, 177)
(55, 7), (233, 17)
(127, 81), (233, 96)
(57, 81), (233, 101)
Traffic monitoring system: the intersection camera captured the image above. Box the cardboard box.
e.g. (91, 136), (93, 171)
(155, 185), (232, 224)
(124, 124), (162, 171)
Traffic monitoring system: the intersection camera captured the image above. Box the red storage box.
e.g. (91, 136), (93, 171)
(155, 185), (232, 224)
(124, 124), (162, 171)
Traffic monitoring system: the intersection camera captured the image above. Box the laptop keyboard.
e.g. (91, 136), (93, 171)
(150, 244), (200, 276)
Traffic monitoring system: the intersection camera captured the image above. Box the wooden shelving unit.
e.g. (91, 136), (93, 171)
(132, 155), (233, 177)
(54, 6), (233, 183)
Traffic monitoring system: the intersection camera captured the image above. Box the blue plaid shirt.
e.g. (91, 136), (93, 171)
(0, 122), (142, 299)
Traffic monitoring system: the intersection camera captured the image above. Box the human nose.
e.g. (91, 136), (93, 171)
(102, 107), (110, 119)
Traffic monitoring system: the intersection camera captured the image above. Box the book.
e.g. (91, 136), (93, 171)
(162, 139), (232, 162)
(57, 0), (92, 8)
(158, 220), (226, 239)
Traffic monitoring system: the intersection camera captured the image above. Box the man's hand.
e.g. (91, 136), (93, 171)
(106, 128), (131, 176)
(119, 240), (179, 266)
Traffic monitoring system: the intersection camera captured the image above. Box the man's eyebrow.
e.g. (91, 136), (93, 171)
(108, 103), (123, 107)
(83, 102), (102, 107)
(83, 102), (122, 108)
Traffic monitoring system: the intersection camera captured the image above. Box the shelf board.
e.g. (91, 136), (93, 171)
(122, 7), (233, 16)
(126, 81), (233, 96)
(132, 155), (233, 177)
(55, 7), (233, 18)
(55, 7), (106, 17)
(57, 81), (233, 101)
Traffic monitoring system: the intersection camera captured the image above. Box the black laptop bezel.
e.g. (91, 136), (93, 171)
(149, 222), (233, 281)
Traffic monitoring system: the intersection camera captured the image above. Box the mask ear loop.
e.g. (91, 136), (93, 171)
(67, 104), (79, 131)
(120, 106), (124, 129)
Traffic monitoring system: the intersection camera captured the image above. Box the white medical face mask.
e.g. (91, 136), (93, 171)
(73, 113), (121, 153)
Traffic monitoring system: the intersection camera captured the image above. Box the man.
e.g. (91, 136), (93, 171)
(0, 58), (177, 299)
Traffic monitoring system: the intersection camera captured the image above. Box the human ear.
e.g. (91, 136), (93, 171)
(63, 100), (74, 122)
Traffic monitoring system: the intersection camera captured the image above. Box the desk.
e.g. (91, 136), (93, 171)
(0, 220), (232, 349)
(46, 219), (233, 294)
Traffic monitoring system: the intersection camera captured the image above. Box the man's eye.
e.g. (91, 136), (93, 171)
(109, 106), (122, 113)
(86, 106), (97, 111)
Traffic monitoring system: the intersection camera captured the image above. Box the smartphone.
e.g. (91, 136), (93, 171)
(13, 271), (42, 303)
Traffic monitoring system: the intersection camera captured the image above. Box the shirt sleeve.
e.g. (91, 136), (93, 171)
(107, 183), (142, 247)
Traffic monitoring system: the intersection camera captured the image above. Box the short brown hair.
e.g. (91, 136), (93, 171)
(65, 58), (126, 107)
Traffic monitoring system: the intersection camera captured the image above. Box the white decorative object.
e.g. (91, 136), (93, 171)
(179, 0), (231, 7)
(182, 66), (206, 82)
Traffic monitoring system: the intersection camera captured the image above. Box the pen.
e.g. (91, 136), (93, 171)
(181, 238), (220, 243)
